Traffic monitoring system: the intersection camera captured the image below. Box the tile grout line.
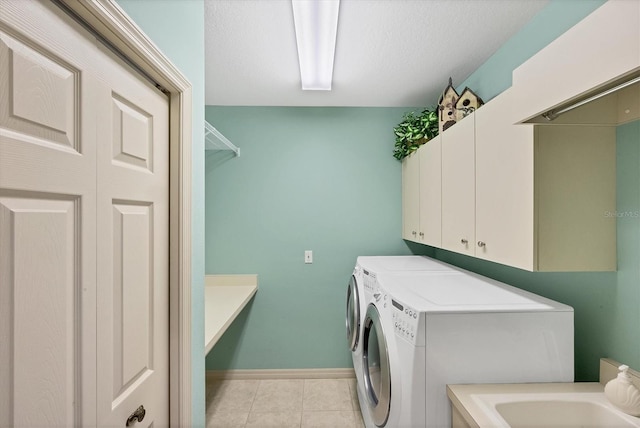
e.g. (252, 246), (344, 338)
(243, 379), (260, 428)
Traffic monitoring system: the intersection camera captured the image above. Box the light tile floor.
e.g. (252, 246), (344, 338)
(206, 378), (365, 428)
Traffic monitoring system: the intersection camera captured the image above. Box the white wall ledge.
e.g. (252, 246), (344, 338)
(205, 274), (258, 355)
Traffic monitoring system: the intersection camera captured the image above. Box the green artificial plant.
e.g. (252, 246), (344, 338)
(393, 108), (439, 160)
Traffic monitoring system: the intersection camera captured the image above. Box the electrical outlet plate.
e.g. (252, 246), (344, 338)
(305, 250), (313, 264)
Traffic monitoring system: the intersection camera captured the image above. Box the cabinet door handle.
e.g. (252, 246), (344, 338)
(412, 230), (417, 236)
(477, 241), (486, 248)
(460, 239), (468, 245)
(419, 232), (424, 237)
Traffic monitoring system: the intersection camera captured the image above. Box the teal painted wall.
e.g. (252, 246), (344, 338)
(204, 107), (430, 369)
(114, 1), (206, 425)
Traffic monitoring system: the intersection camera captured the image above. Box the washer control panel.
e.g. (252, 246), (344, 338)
(362, 270), (389, 309)
(362, 269), (377, 295)
(391, 299), (420, 345)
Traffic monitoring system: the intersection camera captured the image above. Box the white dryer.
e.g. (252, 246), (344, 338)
(359, 269), (574, 428)
(346, 257), (457, 389)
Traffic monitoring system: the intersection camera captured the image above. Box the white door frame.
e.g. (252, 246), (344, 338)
(55, 1), (194, 426)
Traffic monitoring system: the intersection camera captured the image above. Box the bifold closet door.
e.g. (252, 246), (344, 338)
(0, 6), (99, 425)
(0, 1), (170, 426)
(95, 41), (170, 427)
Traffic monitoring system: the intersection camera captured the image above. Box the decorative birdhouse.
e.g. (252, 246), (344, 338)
(438, 77), (459, 133)
(455, 87), (484, 121)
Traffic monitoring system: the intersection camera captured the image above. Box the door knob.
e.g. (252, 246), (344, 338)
(460, 239), (468, 245)
(126, 405), (146, 426)
(477, 241), (486, 248)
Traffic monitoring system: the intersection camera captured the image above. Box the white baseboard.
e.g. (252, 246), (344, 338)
(206, 368), (356, 380)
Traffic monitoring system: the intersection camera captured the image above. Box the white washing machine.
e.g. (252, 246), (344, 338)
(346, 257), (458, 390)
(358, 269), (574, 428)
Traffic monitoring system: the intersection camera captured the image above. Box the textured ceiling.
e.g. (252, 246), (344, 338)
(204, 0), (549, 107)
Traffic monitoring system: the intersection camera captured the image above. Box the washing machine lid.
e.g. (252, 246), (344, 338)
(377, 271), (572, 313)
(356, 255), (455, 273)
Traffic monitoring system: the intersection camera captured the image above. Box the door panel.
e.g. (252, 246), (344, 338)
(0, 9), (98, 424)
(96, 44), (169, 427)
(0, 30), (79, 151)
(0, 194), (78, 427)
(112, 93), (154, 172)
(1, 2), (169, 426)
(112, 202), (153, 395)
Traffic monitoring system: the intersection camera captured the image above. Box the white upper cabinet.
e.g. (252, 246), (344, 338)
(405, 87), (617, 271)
(402, 138), (442, 247)
(401, 0), (631, 271)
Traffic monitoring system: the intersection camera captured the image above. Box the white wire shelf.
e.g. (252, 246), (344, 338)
(204, 120), (240, 156)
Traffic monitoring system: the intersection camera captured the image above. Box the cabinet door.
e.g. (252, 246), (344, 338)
(402, 151), (420, 242)
(419, 137), (442, 247)
(475, 90), (535, 270)
(441, 114), (475, 255)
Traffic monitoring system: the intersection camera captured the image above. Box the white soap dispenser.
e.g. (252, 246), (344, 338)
(604, 364), (640, 417)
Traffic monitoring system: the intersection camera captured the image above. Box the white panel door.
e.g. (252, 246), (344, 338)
(95, 43), (169, 427)
(1, 2), (170, 427)
(0, 19), (97, 426)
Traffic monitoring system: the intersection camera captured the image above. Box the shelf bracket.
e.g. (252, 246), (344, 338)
(204, 120), (240, 156)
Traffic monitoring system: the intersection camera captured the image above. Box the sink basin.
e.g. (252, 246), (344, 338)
(472, 392), (640, 427)
(496, 398), (636, 427)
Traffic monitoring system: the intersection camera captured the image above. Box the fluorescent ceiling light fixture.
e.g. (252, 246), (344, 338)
(292, 0), (340, 90)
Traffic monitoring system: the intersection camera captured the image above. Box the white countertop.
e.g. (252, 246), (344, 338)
(204, 274), (258, 355)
